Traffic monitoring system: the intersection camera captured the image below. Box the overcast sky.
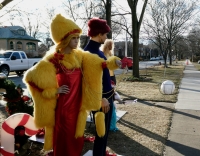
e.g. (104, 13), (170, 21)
(0, 0), (130, 12)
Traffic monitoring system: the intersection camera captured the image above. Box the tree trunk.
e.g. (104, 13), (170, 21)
(168, 40), (172, 65)
(127, 0), (148, 78)
(163, 52), (167, 67)
(132, 35), (139, 77)
(132, 9), (139, 78)
(105, 0), (112, 39)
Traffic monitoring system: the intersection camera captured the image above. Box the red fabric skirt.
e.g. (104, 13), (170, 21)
(53, 68), (84, 156)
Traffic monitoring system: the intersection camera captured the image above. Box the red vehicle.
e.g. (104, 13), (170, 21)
(121, 57), (133, 69)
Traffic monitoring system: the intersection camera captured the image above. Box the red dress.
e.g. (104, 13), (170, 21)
(53, 68), (84, 156)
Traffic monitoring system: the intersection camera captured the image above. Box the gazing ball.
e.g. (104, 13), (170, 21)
(161, 80), (175, 94)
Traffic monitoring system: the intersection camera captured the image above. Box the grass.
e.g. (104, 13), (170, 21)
(115, 63), (184, 103)
(83, 103), (174, 156)
(193, 62), (200, 71)
(81, 62), (184, 156)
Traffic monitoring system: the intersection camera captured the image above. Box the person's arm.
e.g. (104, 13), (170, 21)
(81, 51), (105, 111)
(101, 98), (110, 113)
(106, 56), (121, 70)
(23, 59), (58, 99)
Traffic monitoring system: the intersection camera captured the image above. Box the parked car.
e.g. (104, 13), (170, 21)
(0, 50), (42, 76)
(121, 57), (133, 69)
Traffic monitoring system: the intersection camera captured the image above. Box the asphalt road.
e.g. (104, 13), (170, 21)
(114, 60), (164, 75)
(8, 74), (26, 88)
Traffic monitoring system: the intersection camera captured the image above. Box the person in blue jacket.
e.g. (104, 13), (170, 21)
(84, 17), (121, 156)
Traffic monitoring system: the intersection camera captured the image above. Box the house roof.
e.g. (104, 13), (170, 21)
(0, 26), (40, 42)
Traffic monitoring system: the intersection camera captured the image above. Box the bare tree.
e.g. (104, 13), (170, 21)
(62, 0), (100, 31)
(0, 0), (22, 20)
(127, 0), (148, 78)
(39, 8), (56, 47)
(144, 0), (197, 65)
(170, 35), (187, 61)
(100, 0), (112, 39)
(0, 0), (13, 10)
(10, 11), (41, 39)
(23, 14), (40, 38)
(187, 27), (200, 57)
(62, 0), (126, 40)
(62, 0), (102, 47)
(99, 0), (131, 40)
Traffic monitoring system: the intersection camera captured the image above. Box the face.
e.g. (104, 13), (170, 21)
(68, 35), (80, 49)
(99, 33), (108, 44)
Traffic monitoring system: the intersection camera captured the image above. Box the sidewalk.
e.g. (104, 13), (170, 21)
(164, 61), (200, 156)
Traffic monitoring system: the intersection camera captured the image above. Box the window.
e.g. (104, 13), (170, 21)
(17, 41), (22, 50)
(26, 42), (36, 52)
(20, 52), (26, 59)
(10, 41), (14, 49)
(18, 30), (25, 35)
(0, 52), (12, 58)
(12, 52), (21, 59)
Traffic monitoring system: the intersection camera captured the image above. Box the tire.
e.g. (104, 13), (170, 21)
(16, 71), (24, 76)
(0, 65), (10, 77)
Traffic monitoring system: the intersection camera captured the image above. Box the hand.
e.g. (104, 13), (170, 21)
(57, 85), (70, 94)
(101, 98), (110, 113)
(115, 60), (122, 68)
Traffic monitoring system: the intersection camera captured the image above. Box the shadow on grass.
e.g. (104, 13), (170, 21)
(83, 123), (161, 156)
(108, 129), (161, 156)
(139, 100), (200, 120)
(118, 118), (166, 143)
(115, 90), (138, 101)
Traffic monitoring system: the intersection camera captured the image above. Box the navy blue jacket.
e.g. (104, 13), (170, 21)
(84, 40), (113, 99)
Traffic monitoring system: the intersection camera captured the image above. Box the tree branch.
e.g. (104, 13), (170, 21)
(0, 0), (13, 10)
(138, 0), (148, 30)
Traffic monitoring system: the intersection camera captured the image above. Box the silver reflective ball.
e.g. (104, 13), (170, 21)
(161, 80), (175, 95)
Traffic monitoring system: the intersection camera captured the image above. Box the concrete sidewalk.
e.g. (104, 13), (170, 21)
(164, 61), (200, 156)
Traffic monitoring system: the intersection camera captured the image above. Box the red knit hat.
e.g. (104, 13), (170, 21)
(87, 18), (110, 37)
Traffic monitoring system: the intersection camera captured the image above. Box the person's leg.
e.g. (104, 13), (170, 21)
(93, 99), (113, 156)
(109, 102), (118, 131)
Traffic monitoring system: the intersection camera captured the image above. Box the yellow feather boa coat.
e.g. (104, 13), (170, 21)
(23, 48), (120, 151)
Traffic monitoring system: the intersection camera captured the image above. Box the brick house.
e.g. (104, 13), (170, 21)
(0, 26), (40, 56)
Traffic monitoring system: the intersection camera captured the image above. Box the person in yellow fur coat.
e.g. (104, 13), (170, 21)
(22, 14), (121, 156)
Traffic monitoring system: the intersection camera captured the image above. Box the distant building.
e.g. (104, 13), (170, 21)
(0, 26), (40, 56)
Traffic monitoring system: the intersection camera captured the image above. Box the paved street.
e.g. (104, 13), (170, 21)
(8, 74), (26, 88)
(114, 60), (164, 75)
